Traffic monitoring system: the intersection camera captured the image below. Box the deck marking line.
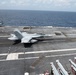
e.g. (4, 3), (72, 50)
(6, 52), (24, 60)
(24, 48), (76, 54)
(0, 53), (76, 61)
(46, 53), (76, 58)
(0, 53), (8, 56)
(0, 36), (9, 37)
(0, 48), (76, 56)
(24, 53), (76, 60)
(0, 52), (24, 56)
(6, 53), (18, 60)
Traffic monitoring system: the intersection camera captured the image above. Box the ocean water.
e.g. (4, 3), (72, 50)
(0, 10), (76, 27)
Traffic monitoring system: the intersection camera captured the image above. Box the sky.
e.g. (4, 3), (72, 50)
(0, 0), (76, 12)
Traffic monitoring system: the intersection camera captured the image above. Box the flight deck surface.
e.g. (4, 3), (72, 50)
(0, 26), (76, 75)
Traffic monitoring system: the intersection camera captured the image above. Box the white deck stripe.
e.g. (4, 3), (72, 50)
(6, 53), (18, 60)
(25, 48), (76, 54)
(0, 48), (76, 61)
(0, 52), (24, 56)
(0, 53), (8, 56)
(24, 53), (76, 60)
(0, 48), (76, 56)
(0, 36), (9, 37)
(46, 53), (76, 58)
(0, 53), (76, 61)
(6, 52), (24, 60)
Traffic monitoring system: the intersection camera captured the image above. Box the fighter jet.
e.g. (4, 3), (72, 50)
(8, 29), (52, 43)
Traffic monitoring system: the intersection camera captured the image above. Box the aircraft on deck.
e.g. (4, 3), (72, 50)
(8, 29), (53, 43)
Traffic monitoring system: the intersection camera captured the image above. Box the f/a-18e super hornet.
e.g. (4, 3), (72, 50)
(8, 29), (53, 44)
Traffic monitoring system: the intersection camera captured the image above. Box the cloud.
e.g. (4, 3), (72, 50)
(0, 1), (7, 5)
(35, 0), (53, 4)
(35, 0), (76, 6)
(52, 0), (70, 6)
(0, 0), (7, 4)
(10, 0), (17, 4)
(0, 0), (30, 6)
(0, 0), (76, 11)
(0, 0), (76, 6)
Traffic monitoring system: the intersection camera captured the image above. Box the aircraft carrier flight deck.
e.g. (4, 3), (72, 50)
(0, 26), (76, 75)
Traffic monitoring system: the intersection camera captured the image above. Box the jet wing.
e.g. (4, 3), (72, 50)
(21, 37), (32, 43)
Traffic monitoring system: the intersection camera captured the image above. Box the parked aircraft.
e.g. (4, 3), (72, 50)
(8, 29), (52, 43)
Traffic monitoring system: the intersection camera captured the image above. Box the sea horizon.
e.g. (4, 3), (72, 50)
(0, 10), (76, 27)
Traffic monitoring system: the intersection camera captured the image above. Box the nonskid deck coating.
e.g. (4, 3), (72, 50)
(0, 26), (76, 75)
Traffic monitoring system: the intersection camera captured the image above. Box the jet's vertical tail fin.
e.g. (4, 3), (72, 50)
(14, 29), (23, 39)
